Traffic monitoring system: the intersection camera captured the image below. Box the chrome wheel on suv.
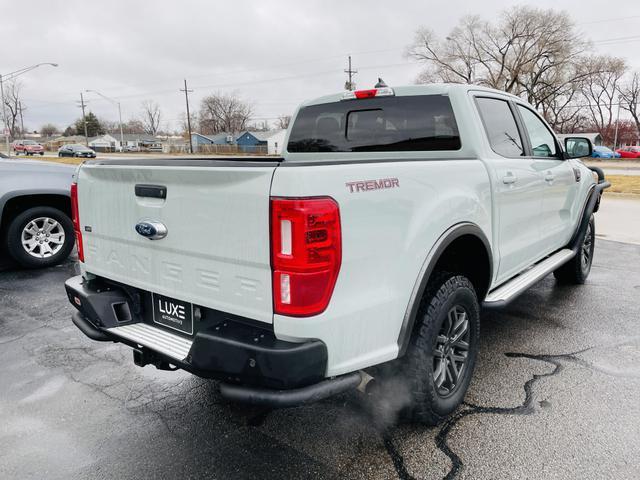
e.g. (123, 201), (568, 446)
(21, 216), (66, 258)
(6, 206), (75, 268)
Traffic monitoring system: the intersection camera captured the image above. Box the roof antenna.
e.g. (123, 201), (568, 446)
(374, 78), (388, 88)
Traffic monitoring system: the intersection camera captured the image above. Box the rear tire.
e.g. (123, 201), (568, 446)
(554, 215), (595, 284)
(5, 207), (75, 269)
(367, 273), (481, 426)
(404, 274), (480, 424)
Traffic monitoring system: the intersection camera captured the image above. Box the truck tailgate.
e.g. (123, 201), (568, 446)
(76, 160), (278, 324)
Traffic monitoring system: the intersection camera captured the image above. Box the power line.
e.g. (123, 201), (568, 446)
(578, 15), (640, 26)
(22, 60), (421, 106)
(14, 12), (640, 130)
(592, 34), (640, 45)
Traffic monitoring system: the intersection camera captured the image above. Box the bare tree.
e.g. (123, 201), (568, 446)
(406, 6), (604, 131)
(101, 120), (120, 134)
(198, 92), (253, 134)
(619, 71), (640, 138)
(407, 16), (485, 85)
(581, 55), (627, 140)
(140, 100), (162, 136)
(40, 123), (59, 137)
(2, 80), (24, 137)
(276, 115), (291, 130)
(180, 111), (198, 137)
(123, 118), (146, 134)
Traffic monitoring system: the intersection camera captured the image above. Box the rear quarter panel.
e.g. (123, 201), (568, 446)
(271, 159), (492, 376)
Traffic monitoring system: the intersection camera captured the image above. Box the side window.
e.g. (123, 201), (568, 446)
(517, 105), (558, 158)
(475, 97), (524, 158)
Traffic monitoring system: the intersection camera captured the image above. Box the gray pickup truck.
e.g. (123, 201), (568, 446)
(0, 158), (75, 268)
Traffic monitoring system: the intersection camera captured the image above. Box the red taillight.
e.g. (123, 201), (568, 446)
(354, 89), (377, 99)
(70, 182), (84, 262)
(271, 197), (341, 317)
(341, 86), (395, 101)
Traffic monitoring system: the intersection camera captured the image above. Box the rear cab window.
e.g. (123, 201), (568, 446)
(287, 95), (461, 153)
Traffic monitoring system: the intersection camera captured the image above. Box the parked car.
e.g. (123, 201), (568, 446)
(12, 139), (45, 156)
(123, 145), (141, 152)
(1, 158), (75, 268)
(65, 83), (609, 424)
(58, 144), (97, 158)
(592, 145), (621, 158)
(615, 146), (640, 158)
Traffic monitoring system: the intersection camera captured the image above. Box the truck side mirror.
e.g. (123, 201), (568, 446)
(564, 137), (592, 159)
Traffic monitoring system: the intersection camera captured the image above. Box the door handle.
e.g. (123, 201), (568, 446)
(544, 172), (555, 183)
(502, 172), (517, 184)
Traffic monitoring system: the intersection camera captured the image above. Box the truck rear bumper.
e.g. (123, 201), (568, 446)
(65, 275), (358, 405)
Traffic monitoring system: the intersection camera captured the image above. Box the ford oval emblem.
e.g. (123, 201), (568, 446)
(135, 221), (168, 240)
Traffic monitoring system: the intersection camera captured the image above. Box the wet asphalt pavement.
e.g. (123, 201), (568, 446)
(1, 239), (639, 480)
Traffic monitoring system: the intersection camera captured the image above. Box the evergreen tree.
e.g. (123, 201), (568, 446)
(74, 112), (104, 137)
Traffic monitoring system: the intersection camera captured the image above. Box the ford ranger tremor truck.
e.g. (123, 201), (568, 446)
(65, 83), (609, 424)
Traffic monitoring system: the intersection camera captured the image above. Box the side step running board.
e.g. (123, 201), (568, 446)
(483, 249), (575, 309)
(108, 323), (193, 361)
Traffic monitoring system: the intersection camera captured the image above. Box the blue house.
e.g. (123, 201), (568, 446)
(191, 132), (235, 151)
(235, 131), (271, 153)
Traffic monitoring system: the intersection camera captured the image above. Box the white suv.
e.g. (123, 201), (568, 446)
(65, 83), (608, 424)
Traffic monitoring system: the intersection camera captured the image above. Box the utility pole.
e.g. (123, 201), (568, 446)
(613, 97), (621, 151)
(0, 73), (10, 155)
(180, 79), (194, 154)
(19, 101), (25, 136)
(78, 92), (88, 146)
(344, 55), (357, 91)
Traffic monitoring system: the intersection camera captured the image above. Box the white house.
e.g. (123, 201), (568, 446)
(266, 129), (286, 155)
(88, 134), (118, 151)
(89, 133), (162, 152)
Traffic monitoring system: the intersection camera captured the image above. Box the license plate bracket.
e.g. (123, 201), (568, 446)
(151, 293), (194, 335)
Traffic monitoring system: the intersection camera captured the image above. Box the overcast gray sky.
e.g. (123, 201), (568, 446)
(3, 0), (640, 132)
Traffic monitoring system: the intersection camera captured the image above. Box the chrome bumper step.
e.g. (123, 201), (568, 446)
(108, 323), (193, 361)
(484, 248), (575, 308)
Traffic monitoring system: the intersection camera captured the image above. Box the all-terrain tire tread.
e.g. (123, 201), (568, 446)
(405, 273), (480, 425)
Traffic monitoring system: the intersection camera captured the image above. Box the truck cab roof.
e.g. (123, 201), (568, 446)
(299, 83), (521, 108)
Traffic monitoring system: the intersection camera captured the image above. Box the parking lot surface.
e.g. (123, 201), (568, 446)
(1, 239), (639, 479)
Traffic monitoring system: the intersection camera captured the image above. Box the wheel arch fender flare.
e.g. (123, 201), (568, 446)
(396, 222), (493, 357)
(0, 190), (71, 230)
(568, 168), (610, 252)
